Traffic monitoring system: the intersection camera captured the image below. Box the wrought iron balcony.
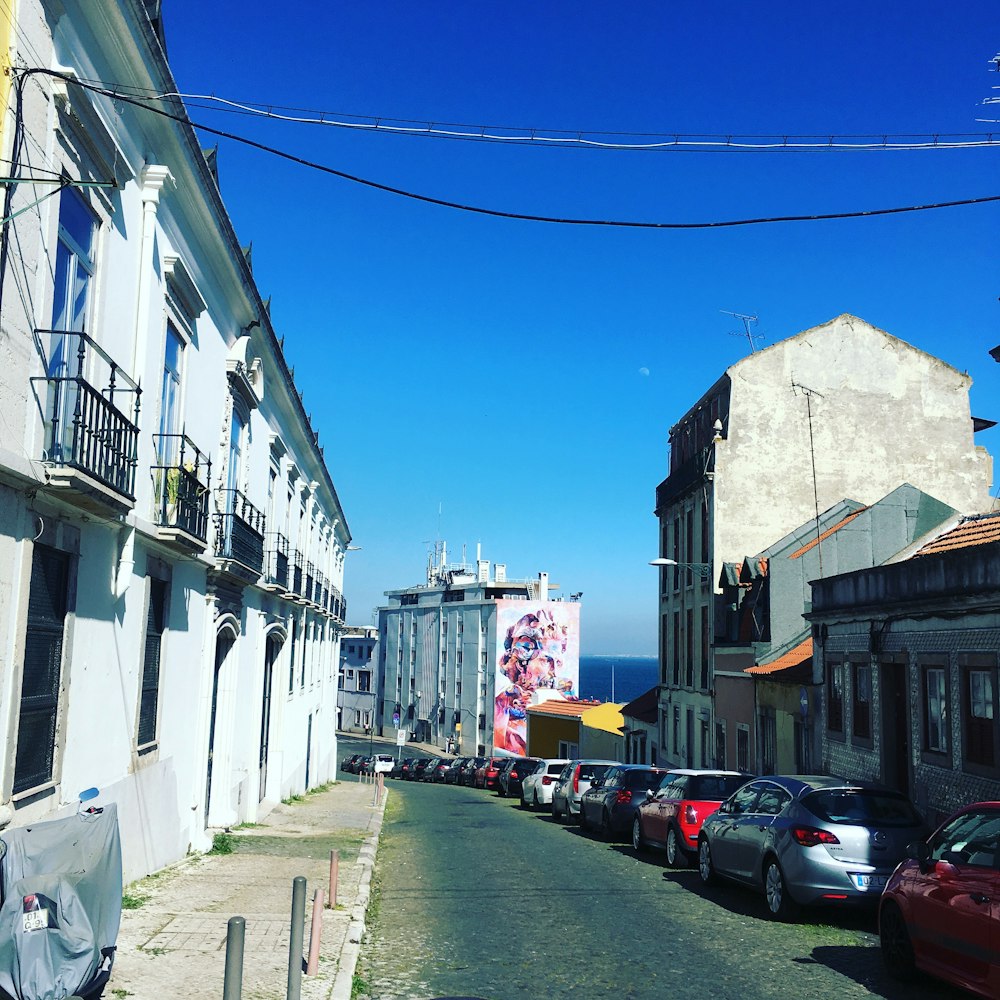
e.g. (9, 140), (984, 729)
(32, 330), (141, 511)
(214, 488), (265, 581)
(264, 532), (290, 590)
(152, 433), (210, 547)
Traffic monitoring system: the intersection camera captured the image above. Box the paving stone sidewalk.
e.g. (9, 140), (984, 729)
(109, 777), (387, 1000)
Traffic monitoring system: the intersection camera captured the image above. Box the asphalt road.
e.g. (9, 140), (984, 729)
(355, 778), (967, 1000)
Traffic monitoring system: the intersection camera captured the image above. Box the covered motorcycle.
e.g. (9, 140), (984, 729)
(0, 800), (122, 1000)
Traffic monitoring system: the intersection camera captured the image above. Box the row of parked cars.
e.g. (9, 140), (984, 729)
(340, 753), (394, 776)
(383, 749), (999, 998)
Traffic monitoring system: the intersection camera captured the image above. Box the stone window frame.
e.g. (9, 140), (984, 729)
(919, 655), (951, 767)
(960, 653), (999, 780)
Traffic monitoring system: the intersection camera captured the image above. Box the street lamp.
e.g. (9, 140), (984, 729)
(649, 557), (712, 580)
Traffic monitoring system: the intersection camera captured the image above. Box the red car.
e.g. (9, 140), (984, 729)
(474, 756), (507, 790)
(632, 769), (752, 867)
(880, 801), (1000, 997)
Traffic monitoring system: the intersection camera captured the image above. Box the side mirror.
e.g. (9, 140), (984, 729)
(718, 801), (731, 815)
(906, 839), (932, 873)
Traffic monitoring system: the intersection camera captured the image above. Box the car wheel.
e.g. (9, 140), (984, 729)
(764, 858), (800, 921)
(551, 800), (561, 822)
(698, 838), (718, 886)
(666, 826), (684, 869)
(632, 816), (645, 852)
(533, 791), (540, 811)
(880, 901), (916, 981)
(601, 810), (614, 841)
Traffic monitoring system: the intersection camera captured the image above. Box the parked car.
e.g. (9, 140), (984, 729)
(460, 757), (486, 786)
(551, 760), (616, 822)
(879, 801), (1000, 996)
(371, 754), (395, 775)
(391, 757), (415, 779)
(579, 765), (669, 839)
(443, 758), (470, 784)
(411, 757), (435, 781)
(698, 775), (925, 920)
(354, 755), (373, 775)
(340, 753), (363, 773)
(474, 756), (507, 790)
(521, 759), (569, 810)
(428, 758), (451, 782)
(500, 757), (542, 799)
(633, 769), (752, 867)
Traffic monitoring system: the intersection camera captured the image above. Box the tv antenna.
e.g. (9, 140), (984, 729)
(721, 310), (764, 353)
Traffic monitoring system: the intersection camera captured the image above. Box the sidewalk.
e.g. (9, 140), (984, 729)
(109, 775), (388, 1000)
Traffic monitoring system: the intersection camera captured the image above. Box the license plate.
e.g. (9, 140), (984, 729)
(22, 909), (49, 932)
(850, 873), (888, 891)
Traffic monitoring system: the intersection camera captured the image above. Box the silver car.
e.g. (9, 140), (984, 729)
(697, 775), (925, 920)
(550, 759), (616, 822)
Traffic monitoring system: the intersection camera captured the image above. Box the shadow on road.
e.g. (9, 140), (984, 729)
(806, 946), (966, 999)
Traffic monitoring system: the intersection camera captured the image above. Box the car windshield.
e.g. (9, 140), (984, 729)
(803, 789), (922, 827)
(688, 775), (749, 800)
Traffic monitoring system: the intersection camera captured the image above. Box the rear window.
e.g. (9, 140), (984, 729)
(688, 775), (750, 801)
(803, 789), (922, 828)
(625, 770), (661, 790)
(547, 763), (564, 776)
(579, 764), (610, 781)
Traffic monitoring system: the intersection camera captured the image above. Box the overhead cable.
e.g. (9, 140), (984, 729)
(23, 69), (1000, 230)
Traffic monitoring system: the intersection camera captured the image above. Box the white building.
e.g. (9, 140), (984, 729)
(338, 627), (378, 735)
(653, 314), (992, 773)
(0, 1), (350, 879)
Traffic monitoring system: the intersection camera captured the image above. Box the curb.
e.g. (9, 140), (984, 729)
(330, 789), (387, 1000)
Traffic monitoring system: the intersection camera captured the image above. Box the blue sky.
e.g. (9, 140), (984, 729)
(161, 3), (999, 654)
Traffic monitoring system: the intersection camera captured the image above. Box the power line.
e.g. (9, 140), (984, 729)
(20, 69), (1000, 231)
(65, 77), (1000, 153)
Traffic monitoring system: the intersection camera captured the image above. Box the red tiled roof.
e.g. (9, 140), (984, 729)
(746, 637), (812, 676)
(915, 512), (1000, 557)
(788, 508), (869, 560)
(526, 699), (601, 719)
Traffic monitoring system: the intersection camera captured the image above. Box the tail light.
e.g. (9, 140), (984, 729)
(542, 776), (553, 786)
(573, 766), (581, 794)
(792, 826), (841, 847)
(683, 804), (697, 826)
(615, 790), (632, 805)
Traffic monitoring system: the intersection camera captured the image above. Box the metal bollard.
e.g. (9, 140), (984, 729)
(306, 888), (325, 975)
(287, 876), (306, 1000)
(328, 849), (339, 909)
(223, 916), (245, 1000)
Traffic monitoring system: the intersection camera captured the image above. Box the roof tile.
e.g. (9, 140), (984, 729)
(915, 512), (1000, 557)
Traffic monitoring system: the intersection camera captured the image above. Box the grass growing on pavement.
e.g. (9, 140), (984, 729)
(121, 890), (147, 910)
(207, 832), (234, 855)
(351, 972), (372, 1000)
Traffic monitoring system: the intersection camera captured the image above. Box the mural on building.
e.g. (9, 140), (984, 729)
(494, 600), (580, 754)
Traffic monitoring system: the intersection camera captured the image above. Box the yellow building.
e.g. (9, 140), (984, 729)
(526, 697), (624, 760)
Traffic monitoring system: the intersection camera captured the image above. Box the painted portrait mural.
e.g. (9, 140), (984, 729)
(493, 600), (580, 755)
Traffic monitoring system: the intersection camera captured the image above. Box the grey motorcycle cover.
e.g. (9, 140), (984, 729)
(0, 804), (122, 1000)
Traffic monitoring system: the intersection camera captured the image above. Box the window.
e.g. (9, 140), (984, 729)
(227, 405), (246, 493)
(672, 612), (680, 686)
(700, 497), (710, 564)
(52, 188), (96, 333)
(685, 609), (694, 687)
(672, 705), (680, 755)
(358, 671), (371, 693)
(14, 545), (71, 795)
(827, 661), (844, 735)
(852, 662), (871, 741)
(138, 579), (167, 748)
(715, 721), (726, 769)
(759, 709), (776, 775)
(964, 666), (996, 768)
(700, 720), (709, 767)
(288, 618), (298, 693)
(924, 665), (948, 754)
(928, 808), (1000, 868)
(160, 324), (184, 444)
(700, 606), (709, 689)
(737, 725), (750, 772)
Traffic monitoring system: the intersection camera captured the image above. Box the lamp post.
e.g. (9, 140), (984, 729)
(648, 557), (712, 579)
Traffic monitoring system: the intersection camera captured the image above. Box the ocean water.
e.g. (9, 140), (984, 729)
(578, 655), (658, 705)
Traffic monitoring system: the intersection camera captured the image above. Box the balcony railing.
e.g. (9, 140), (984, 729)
(152, 433), (210, 544)
(265, 532), (290, 589)
(32, 330), (141, 500)
(214, 488), (265, 578)
(292, 550), (304, 596)
(306, 561), (316, 604)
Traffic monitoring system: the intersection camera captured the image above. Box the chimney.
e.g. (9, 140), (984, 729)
(495, 563), (506, 583)
(477, 560), (489, 583)
(538, 572), (549, 602)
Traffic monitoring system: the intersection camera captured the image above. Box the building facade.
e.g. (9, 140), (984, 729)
(653, 314), (992, 774)
(0, 1), (349, 879)
(809, 516), (1000, 825)
(377, 546), (581, 756)
(338, 627), (378, 735)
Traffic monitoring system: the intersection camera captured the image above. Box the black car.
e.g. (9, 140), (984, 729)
(459, 757), (485, 786)
(391, 757), (415, 779)
(409, 757), (432, 781)
(340, 753), (363, 773)
(443, 758), (470, 784)
(500, 757), (542, 799)
(579, 765), (670, 839)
